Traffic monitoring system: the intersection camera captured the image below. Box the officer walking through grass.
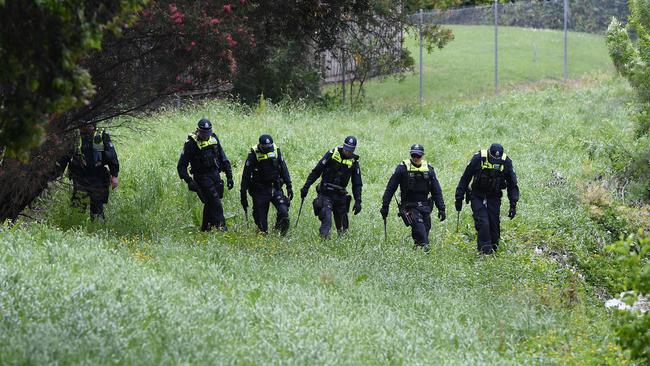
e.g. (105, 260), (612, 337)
(240, 134), (293, 235)
(300, 136), (362, 238)
(454, 143), (519, 254)
(63, 122), (119, 221)
(380, 144), (445, 252)
(177, 118), (234, 231)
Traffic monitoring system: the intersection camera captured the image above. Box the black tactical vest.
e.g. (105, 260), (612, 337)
(189, 134), (220, 174)
(403, 159), (430, 202)
(321, 148), (355, 187)
(251, 144), (280, 184)
(472, 150), (507, 193)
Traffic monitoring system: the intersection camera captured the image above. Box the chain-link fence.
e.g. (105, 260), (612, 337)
(406, 0), (627, 104)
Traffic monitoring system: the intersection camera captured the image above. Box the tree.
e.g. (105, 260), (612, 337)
(607, 0), (650, 136)
(0, 0), (146, 160)
(0, 0), (406, 221)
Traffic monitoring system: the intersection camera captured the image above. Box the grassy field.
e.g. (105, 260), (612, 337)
(0, 74), (644, 364)
(342, 25), (614, 107)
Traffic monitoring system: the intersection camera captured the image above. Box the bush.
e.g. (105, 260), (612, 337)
(606, 0), (650, 200)
(606, 231), (650, 362)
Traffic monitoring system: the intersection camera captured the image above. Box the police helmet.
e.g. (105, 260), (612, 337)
(488, 143), (504, 160)
(410, 144), (424, 157)
(198, 118), (212, 132)
(342, 136), (357, 153)
(258, 134), (274, 153)
(196, 118), (213, 139)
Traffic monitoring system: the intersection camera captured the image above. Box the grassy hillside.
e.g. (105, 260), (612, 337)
(0, 75), (643, 364)
(349, 25), (614, 107)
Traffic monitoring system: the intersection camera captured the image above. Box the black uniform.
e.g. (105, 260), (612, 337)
(381, 159), (445, 247)
(241, 144), (292, 235)
(302, 147), (362, 237)
(64, 129), (119, 220)
(177, 133), (233, 231)
(455, 150), (519, 254)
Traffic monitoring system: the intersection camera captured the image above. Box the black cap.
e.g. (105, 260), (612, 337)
(410, 143), (424, 156)
(488, 143), (504, 160)
(197, 118), (212, 132)
(342, 136), (357, 152)
(258, 134), (273, 146)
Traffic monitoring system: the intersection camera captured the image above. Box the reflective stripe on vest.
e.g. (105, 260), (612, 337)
(403, 159), (429, 172)
(191, 134), (218, 149)
(480, 150), (507, 171)
(253, 144), (278, 161)
(331, 148), (353, 167)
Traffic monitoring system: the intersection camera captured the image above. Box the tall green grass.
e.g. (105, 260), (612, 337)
(0, 75), (637, 364)
(352, 25), (614, 107)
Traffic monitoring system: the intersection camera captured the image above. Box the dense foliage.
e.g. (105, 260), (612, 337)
(0, 0), (421, 221)
(607, 0), (650, 135)
(607, 232), (650, 362)
(605, 2), (650, 361)
(0, 0), (146, 160)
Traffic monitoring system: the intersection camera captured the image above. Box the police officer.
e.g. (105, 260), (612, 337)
(64, 123), (119, 221)
(177, 118), (234, 231)
(380, 144), (445, 252)
(300, 136), (362, 238)
(454, 143), (519, 254)
(240, 134), (293, 235)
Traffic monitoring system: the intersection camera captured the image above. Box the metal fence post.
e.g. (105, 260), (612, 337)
(564, 0), (569, 82)
(419, 9), (423, 105)
(494, 0), (499, 92)
(341, 49), (346, 104)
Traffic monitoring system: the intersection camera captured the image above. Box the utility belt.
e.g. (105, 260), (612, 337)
(403, 200), (431, 209)
(190, 165), (220, 176)
(317, 182), (347, 196)
(251, 177), (283, 189)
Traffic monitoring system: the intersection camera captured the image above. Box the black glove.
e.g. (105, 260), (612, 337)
(286, 186), (294, 201)
(187, 180), (199, 192)
(380, 206), (389, 219)
(353, 201), (362, 215)
(508, 204), (516, 219)
(455, 199), (462, 212)
(240, 191), (248, 210)
(227, 178), (234, 190)
(300, 186), (309, 199)
(438, 210), (446, 222)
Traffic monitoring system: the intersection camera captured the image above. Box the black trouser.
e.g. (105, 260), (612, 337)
(405, 203), (432, 246)
(251, 185), (290, 235)
(71, 178), (109, 220)
(316, 192), (350, 237)
(470, 195), (502, 254)
(195, 172), (225, 231)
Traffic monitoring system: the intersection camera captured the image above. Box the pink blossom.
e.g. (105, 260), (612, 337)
(225, 33), (237, 48)
(171, 11), (184, 24)
(210, 18), (221, 25)
(223, 4), (232, 13)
